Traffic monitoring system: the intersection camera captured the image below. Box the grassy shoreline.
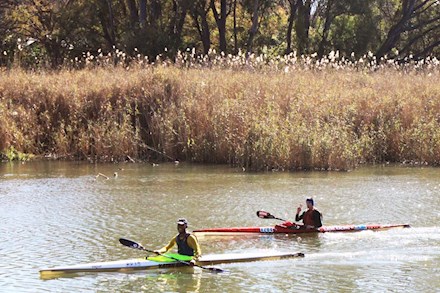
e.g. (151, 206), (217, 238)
(1, 63), (439, 170)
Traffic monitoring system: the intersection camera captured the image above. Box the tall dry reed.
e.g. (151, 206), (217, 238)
(0, 53), (439, 170)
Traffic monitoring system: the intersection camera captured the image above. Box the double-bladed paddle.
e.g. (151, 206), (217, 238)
(118, 238), (225, 273)
(256, 210), (287, 221)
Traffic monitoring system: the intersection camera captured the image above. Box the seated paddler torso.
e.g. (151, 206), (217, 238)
(295, 198), (323, 229)
(154, 218), (201, 265)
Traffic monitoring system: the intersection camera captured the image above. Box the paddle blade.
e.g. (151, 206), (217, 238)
(119, 238), (144, 250)
(256, 210), (274, 219)
(206, 267), (226, 273)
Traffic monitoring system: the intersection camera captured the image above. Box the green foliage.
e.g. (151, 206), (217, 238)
(0, 0), (437, 68)
(1, 146), (34, 162)
(330, 14), (380, 56)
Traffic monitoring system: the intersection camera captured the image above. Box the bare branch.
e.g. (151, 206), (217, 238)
(405, 15), (440, 31)
(412, 39), (440, 59)
(399, 23), (440, 54)
(413, 0), (432, 12)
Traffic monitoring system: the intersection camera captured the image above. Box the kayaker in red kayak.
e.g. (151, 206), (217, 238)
(154, 218), (201, 266)
(295, 198), (322, 229)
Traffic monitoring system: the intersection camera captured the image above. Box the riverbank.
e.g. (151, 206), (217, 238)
(1, 60), (439, 170)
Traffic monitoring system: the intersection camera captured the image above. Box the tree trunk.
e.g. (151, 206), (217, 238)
(200, 12), (211, 54)
(285, 0), (299, 54)
(246, 0), (260, 54)
(295, 0), (311, 55)
(233, 0), (238, 54)
(126, 0), (138, 28)
(191, 1), (211, 54)
(106, 0), (116, 44)
(375, 0), (416, 59)
(139, 0), (146, 27)
(97, 0), (115, 49)
(149, 0), (162, 26)
(168, 0), (190, 51)
(211, 0), (228, 53)
(318, 0), (333, 58)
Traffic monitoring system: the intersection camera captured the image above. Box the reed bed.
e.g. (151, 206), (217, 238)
(1, 52), (439, 170)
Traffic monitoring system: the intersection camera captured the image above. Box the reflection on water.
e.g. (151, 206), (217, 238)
(0, 161), (439, 292)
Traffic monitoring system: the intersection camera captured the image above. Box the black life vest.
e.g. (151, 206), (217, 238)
(176, 233), (194, 256)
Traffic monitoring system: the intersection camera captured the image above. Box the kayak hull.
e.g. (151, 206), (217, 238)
(193, 223), (410, 236)
(39, 251), (304, 278)
(40, 258), (186, 275)
(199, 251), (304, 265)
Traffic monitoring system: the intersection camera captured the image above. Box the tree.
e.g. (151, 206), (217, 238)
(233, 0), (239, 53)
(243, 0), (274, 54)
(190, 0), (212, 54)
(376, 0), (440, 60)
(168, 0), (191, 53)
(313, 0), (379, 57)
(139, 0), (146, 27)
(110, 0), (190, 57)
(295, 0), (312, 55)
(0, 0), (17, 65)
(285, 0), (300, 54)
(1, 0), (438, 68)
(0, 1), (15, 37)
(10, 0), (83, 67)
(211, 0), (233, 52)
(316, 0), (335, 57)
(246, 0), (260, 54)
(95, 0), (116, 49)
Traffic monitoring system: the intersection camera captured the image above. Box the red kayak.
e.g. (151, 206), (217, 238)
(194, 223), (410, 236)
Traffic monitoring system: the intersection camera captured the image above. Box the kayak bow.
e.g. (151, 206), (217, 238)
(193, 223), (410, 236)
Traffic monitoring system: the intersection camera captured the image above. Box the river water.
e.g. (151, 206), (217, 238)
(0, 161), (439, 292)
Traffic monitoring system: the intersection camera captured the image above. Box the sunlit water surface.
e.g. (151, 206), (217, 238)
(0, 161), (439, 292)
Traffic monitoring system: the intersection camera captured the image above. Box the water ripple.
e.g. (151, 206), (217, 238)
(1, 163), (439, 292)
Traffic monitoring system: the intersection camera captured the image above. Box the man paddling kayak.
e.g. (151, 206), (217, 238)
(154, 218), (201, 266)
(295, 198), (322, 229)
